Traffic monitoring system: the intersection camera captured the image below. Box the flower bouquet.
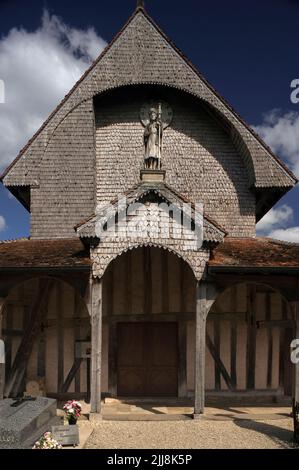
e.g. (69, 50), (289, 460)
(63, 400), (82, 425)
(33, 432), (62, 449)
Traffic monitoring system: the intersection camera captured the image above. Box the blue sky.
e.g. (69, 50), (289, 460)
(0, 0), (299, 240)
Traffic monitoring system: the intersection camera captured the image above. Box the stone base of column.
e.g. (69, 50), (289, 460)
(89, 412), (103, 424)
(193, 413), (204, 420)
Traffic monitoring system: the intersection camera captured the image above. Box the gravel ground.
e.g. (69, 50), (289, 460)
(84, 418), (298, 449)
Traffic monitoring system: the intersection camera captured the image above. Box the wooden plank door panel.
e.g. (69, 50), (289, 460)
(117, 322), (178, 397)
(117, 323), (145, 396)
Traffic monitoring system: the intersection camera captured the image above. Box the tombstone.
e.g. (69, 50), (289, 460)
(51, 424), (80, 447)
(0, 397), (61, 449)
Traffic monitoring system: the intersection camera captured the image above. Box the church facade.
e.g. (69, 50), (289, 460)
(0, 5), (299, 418)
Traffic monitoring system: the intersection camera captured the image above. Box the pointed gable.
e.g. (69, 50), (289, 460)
(1, 8), (296, 193)
(76, 181), (226, 244)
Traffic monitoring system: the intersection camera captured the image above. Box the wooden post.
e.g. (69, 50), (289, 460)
(0, 298), (5, 337)
(292, 302), (299, 405)
(0, 298), (6, 400)
(108, 323), (117, 397)
(178, 321), (187, 398)
(90, 278), (103, 417)
(194, 281), (207, 418)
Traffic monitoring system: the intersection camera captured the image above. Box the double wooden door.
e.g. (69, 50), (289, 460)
(117, 322), (178, 397)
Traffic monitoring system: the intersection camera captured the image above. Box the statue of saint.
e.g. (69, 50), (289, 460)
(140, 101), (173, 171)
(144, 107), (162, 170)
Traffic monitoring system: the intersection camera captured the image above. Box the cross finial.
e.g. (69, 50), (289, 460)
(136, 0), (145, 9)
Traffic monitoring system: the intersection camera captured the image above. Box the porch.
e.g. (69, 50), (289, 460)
(0, 238), (298, 420)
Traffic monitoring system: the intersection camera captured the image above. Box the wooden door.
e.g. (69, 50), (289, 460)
(117, 322), (178, 397)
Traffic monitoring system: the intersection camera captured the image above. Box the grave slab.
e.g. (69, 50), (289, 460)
(0, 397), (61, 449)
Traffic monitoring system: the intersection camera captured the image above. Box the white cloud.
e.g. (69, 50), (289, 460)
(267, 227), (299, 243)
(0, 10), (106, 171)
(254, 112), (299, 243)
(253, 109), (299, 178)
(257, 204), (299, 243)
(0, 216), (6, 232)
(256, 204), (293, 232)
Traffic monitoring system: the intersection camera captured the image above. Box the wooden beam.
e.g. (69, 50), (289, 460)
(108, 323), (117, 397)
(0, 298), (6, 399)
(213, 319), (221, 390)
(230, 286), (237, 388)
(103, 313), (195, 323)
(4, 304), (12, 386)
(292, 302), (299, 405)
(86, 358), (91, 403)
(206, 332), (235, 391)
(126, 251), (132, 315)
(56, 283), (64, 394)
(178, 321), (187, 398)
(0, 298), (5, 337)
(162, 250), (169, 314)
(194, 282), (207, 417)
(1, 329), (23, 337)
(144, 247), (152, 315)
(257, 319), (294, 328)
(265, 293), (273, 389)
(60, 358), (83, 393)
(90, 278), (103, 415)
(278, 297), (287, 391)
(4, 279), (54, 398)
(246, 284), (256, 390)
(74, 292), (82, 394)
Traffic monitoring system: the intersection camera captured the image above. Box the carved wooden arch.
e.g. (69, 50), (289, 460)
(92, 241), (210, 281)
(39, 83), (256, 187)
(206, 279), (292, 317)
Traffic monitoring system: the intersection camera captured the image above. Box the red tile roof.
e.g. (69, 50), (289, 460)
(0, 237), (298, 272)
(209, 237), (299, 268)
(0, 238), (91, 270)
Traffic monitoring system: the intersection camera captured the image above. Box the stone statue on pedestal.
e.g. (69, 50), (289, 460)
(140, 101), (173, 171)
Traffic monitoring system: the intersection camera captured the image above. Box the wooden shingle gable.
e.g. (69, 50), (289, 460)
(1, 8), (296, 195)
(75, 182), (226, 244)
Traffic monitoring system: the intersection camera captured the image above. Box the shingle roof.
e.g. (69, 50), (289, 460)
(1, 8), (296, 193)
(209, 237), (299, 269)
(0, 238), (91, 270)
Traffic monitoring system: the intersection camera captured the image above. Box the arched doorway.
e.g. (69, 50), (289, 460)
(205, 282), (293, 401)
(1, 276), (90, 399)
(101, 246), (197, 399)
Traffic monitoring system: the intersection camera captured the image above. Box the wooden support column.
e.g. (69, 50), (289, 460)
(108, 323), (117, 397)
(90, 278), (103, 417)
(0, 298), (6, 400)
(178, 321), (187, 398)
(292, 302), (299, 405)
(194, 281), (207, 418)
(0, 298), (5, 337)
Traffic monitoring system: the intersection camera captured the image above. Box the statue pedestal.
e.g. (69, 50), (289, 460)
(140, 169), (165, 183)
